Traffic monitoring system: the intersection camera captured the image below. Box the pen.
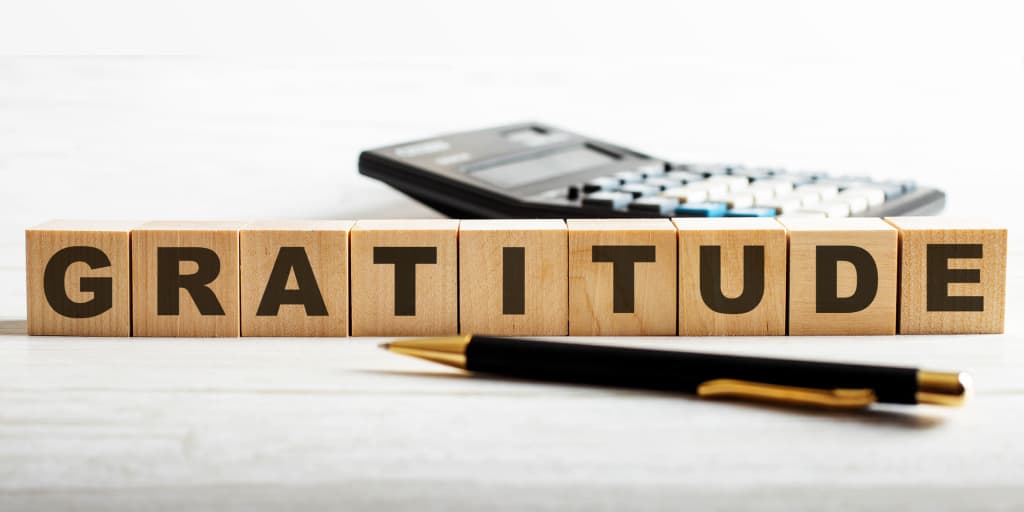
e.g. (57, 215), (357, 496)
(380, 335), (969, 408)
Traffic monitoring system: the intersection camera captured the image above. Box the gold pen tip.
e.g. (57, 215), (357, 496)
(917, 370), (971, 406)
(378, 342), (392, 351)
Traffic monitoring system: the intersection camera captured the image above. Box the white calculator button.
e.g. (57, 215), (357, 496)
(707, 175), (749, 192)
(798, 200), (850, 218)
(840, 187), (886, 207)
(796, 183), (840, 201)
(688, 181), (730, 200)
(722, 191), (755, 209)
(661, 186), (709, 204)
(839, 194), (869, 214)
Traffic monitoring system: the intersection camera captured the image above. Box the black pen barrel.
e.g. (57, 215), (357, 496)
(465, 337), (919, 404)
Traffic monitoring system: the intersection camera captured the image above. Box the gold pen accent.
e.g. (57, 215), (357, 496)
(697, 379), (877, 409)
(916, 370), (971, 406)
(381, 335), (472, 369)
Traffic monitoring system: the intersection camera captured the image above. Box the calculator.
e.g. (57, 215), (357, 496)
(358, 122), (945, 219)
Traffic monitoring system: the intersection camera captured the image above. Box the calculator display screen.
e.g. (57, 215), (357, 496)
(468, 146), (616, 188)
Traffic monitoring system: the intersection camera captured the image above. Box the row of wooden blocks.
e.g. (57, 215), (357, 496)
(26, 217), (1007, 337)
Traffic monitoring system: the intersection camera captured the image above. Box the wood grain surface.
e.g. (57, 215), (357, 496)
(567, 219), (677, 336)
(240, 220), (354, 337)
(459, 219), (568, 336)
(781, 218), (899, 336)
(674, 217), (787, 336)
(349, 219), (459, 336)
(131, 221), (243, 337)
(885, 217), (1007, 334)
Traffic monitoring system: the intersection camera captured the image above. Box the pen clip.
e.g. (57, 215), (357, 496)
(697, 379), (877, 409)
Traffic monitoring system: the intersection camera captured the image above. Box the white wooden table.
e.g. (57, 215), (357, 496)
(1, 58), (1022, 511)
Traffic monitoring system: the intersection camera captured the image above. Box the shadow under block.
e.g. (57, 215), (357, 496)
(885, 217), (1007, 334)
(240, 221), (354, 337)
(568, 219), (677, 336)
(26, 220), (136, 336)
(132, 222), (242, 337)
(459, 219), (568, 336)
(673, 218), (786, 336)
(781, 218), (898, 336)
(349, 219), (459, 336)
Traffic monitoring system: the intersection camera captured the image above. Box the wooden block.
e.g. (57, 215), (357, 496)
(885, 217), (1007, 334)
(239, 220), (354, 337)
(673, 217), (786, 336)
(26, 220), (136, 336)
(350, 219), (459, 336)
(132, 221), (242, 337)
(780, 218), (898, 335)
(459, 219), (568, 336)
(568, 219), (676, 336)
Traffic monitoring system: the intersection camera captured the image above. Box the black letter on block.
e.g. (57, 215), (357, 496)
(157, 247), (225, 315)
(592, 245), (656, 313)
(699, 245), (764, 314)
(257, 247), (328, 316)
(927, 244), (984, 312)
(373, 247), (437, 316)
(43, 246), (113, 318)
(502, 247), (526, 315)
(815, 246), (877, 314)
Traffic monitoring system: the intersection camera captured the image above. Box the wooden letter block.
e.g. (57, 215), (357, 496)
(132, 221), (242, 337)
(350, 219), (458, 336)
(781, 218), (898, 335)
(885, 217), (1007, 334)
(459, 219), (568, 336)
(240, 220), (354, 337)
(568, 219), (676, 336)
(26, 220), (135, 336)
(673, 217), (786, 336)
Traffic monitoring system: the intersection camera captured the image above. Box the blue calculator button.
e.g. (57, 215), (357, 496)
(725, 207), (777, 217)
(674, 202), (728, 217)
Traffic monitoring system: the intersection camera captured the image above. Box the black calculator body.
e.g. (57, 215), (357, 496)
(358, 122), (945, 219)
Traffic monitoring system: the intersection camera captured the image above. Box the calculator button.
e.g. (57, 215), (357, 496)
(661, 186), (709, 204)
(644, 177), (683, 191)
(629, 196), (678, 215)
(635, 162), (666, 178)
(688, 181), (729, 201)
(840, 187), (886, 207)
(582, 191), (632, 209)
(748, 186), (777, 204)
(750, 179), (793, 197)
(675, 202), (728, 217)
(837, 194), (869, 214)
(707, 175), (750, 191)
(664, 171), (705, 185)
(789, 190), (822, 207)
(620, 184), (659, 198)
(725, 207), (777, 218)
(795, 183), (839, 201)
(614, 171), (644, 184)
(722, 191), (755, 209)
(756, 195), (803, 214)
(582, 177), (619, 193)
(798, 200), (850, 218)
